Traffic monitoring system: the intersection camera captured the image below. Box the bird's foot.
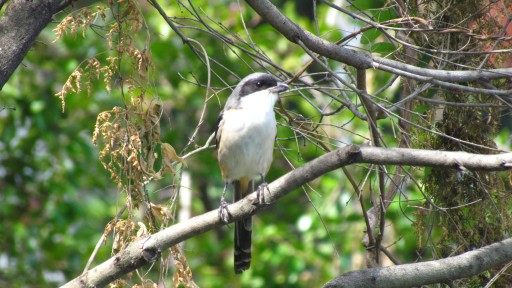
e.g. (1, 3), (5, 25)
(256, 182), (270, 205)
(218, 198), (231, 223)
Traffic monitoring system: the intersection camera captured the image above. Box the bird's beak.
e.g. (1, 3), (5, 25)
(270, 82), (289, 94)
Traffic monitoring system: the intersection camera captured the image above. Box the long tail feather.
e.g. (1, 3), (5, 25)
(233, 177), (252, 274)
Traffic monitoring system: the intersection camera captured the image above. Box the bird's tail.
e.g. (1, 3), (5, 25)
(233, 177), (252, 274)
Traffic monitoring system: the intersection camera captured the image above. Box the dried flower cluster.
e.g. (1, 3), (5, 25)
(54, 1), (190, 286)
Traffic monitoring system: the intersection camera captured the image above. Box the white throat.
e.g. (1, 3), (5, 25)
(238, 90), (279, 114)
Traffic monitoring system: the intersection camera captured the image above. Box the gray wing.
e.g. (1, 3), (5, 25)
(214, 110), (224, 148)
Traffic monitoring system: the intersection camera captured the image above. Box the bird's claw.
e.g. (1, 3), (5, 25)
(218, 199), (231, 223)
(256, 182), (270, 205)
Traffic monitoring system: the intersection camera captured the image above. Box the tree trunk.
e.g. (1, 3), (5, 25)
(0, 0), (62, 90)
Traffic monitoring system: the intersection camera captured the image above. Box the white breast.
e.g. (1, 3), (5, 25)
(218, 90), (278, 181)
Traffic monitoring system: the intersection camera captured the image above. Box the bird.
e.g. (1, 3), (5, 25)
(215, 72), (289, 274)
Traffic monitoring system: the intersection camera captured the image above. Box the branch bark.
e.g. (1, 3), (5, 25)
(244, 0), (512, 84)
(61, 145), (512, 287)
(0, 0), (62, 90)
(323, 237), (512, 288)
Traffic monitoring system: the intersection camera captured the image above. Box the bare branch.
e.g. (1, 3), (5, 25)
(244, 0), (512, 83)
(323, 237), (512, 288)
(62, 145), (512, 287)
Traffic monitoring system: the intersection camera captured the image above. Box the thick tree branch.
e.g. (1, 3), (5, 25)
(0, 0), (63, 90)
(323, 237), (512, 288)
(62, 145), (512, 287)
(244, 0), (512, 84)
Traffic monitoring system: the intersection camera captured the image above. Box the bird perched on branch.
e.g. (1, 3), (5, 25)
(215, 72), (289, 273)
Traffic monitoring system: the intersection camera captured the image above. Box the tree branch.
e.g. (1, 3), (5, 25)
(244, 0), (512, 83)
(62, 145), (512, 287)
(323, 237), (512, 288)
(0, 0), (62, 90)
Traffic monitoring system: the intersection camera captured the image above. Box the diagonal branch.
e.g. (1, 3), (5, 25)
(323, 237), (512, 288)
(243, 0), (512, 84)
(61, 145), (512, 287)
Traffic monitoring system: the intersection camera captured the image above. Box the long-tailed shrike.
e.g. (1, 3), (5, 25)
(215, 72), (289, 274)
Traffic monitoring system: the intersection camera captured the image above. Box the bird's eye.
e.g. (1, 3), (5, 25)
(256, 81), (262, 87)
